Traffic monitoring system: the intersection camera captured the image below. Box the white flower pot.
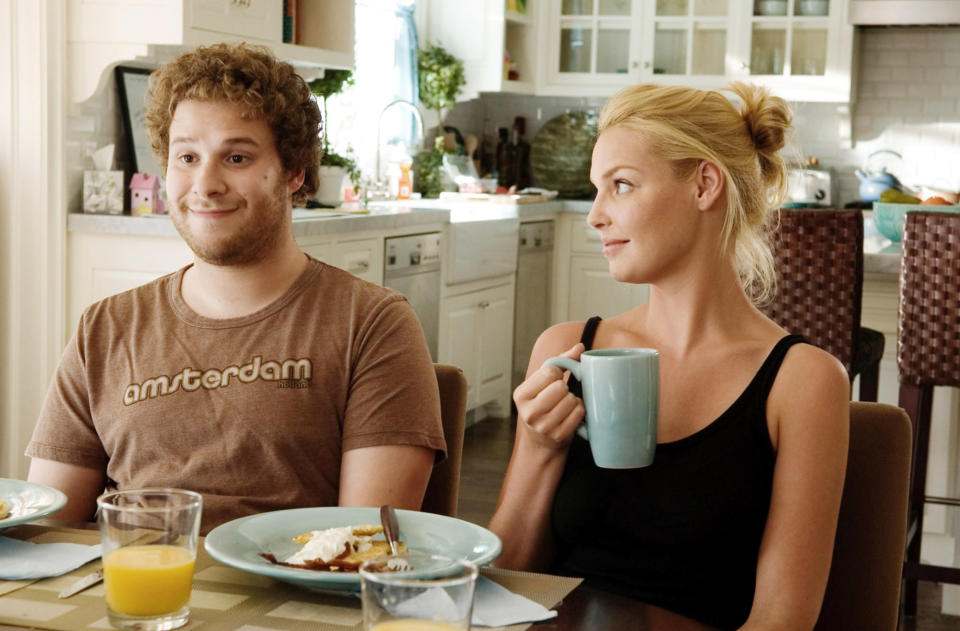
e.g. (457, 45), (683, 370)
(316, 166), (346, 206)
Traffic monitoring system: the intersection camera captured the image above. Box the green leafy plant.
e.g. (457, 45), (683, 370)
(418, 43), (465, 124)
(309, 69), (359, 185)
(416, 44), (465, 197)
(414, 136), (452, 199)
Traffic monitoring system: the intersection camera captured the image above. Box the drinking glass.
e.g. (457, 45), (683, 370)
(360, 553), (478, 630)
(97, 488), (202, 631)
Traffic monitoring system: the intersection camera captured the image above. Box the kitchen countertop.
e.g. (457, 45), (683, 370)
(67, 201), (899, 275)
(67, 206), (450, 237)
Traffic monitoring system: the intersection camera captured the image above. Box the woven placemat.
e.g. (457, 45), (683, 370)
(0, 525), (581, 631)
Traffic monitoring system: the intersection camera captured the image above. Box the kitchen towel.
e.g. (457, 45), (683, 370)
(0, 536), (101, 580)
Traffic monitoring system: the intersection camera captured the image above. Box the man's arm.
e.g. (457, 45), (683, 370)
(27, 458), (106, 522)
(338, 444), (435, 509)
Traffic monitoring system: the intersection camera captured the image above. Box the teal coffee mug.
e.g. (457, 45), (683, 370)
(544, 348), (659, 469)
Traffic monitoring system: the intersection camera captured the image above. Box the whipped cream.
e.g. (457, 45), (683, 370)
(284, 526), (373, 565)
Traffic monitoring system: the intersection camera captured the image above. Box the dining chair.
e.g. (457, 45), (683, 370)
(420, 364), (468, 517)
(814, 401), (911, 631)
(896, 211), (960, 616)
(763, 208), (885, 401)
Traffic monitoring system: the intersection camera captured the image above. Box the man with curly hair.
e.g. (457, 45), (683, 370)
(26, 44), (445, 533)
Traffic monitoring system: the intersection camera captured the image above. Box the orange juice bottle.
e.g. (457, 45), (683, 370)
(103, 545), (195, 616)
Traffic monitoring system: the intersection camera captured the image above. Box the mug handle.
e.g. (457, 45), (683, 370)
(543, 356), (582, 381)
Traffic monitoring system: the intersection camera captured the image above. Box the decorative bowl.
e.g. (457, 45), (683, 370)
(799, 0), (829, 15)
(873, 202), (960, 242)
(757, 0), (788, 16)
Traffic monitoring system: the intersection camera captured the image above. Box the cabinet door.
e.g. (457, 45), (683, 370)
(188, 0), (282, 42)
(640, 0), (734, 83)
(568, 254), (649, 320)
(298, 241), (334, 265)
(68, 233), (193, 331)
(544, 0), (643, 91)
(477, 283), (515, 409)
(334, 238), (383, 285)
(734, 0), (852, 102)
(439, 292), (482, 409)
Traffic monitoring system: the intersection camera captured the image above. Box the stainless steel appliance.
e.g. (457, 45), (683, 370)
(512, 220), (554, 390)
(786, 166), (835, 208)
(383, 232), (442, 360)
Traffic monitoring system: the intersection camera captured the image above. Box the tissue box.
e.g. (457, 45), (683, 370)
(83, 171), (124, 214)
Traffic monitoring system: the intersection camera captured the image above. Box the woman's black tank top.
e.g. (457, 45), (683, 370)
(554, 316), (806, 630)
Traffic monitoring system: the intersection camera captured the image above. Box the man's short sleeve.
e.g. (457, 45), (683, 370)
(340, 296), (446, 459)
(25, 326), (109, 469)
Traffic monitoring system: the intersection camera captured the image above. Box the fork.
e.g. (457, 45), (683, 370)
(379, 504), (410, 571)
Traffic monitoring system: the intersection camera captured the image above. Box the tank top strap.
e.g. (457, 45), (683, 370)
(579, 316), (603, 351)
(749, 334), (808, 400)
(569, 316), (602, 398)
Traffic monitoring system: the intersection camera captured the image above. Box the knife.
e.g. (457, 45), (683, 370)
(58, 568), (103, 599)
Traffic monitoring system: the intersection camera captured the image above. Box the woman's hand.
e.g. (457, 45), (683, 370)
(513, 342), (586, 449)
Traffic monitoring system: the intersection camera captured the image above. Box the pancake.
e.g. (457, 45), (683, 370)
(262, 524), (407, 572)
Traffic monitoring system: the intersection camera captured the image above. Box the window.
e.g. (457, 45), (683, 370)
(325, 0), (421, 183)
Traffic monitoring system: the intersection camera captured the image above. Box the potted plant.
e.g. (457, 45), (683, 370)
(309, 69), (360, 206)
(415, 43), (465, 198)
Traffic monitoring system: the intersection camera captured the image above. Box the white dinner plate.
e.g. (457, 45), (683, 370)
(203, 506), (502, 593)
(0, 479), (68, 530)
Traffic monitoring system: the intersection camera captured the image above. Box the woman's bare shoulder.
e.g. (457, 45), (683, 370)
(769, 341), (850, 437)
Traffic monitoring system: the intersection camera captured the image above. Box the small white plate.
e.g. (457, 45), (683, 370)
(204, 507), (502, 593)
(0, 479), (68, 529)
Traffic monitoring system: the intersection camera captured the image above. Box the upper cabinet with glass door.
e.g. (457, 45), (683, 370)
(541, 0), (642, 94)
(643, 0), (735, 84)
(537, 0), (854, 102)
(737, 0), (853, 102)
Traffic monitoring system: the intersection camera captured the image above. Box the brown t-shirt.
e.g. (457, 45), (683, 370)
(27, 257), (445, 532)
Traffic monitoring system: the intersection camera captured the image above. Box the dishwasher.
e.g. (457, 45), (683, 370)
(513, 220), (554, 390)
(383, 232), (442, 361)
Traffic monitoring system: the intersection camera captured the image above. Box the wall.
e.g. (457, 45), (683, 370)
(452, 26), (960, 202)
(0, 3), (67, 479)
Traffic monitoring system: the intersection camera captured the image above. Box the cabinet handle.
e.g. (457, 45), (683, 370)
(643, 61), (651, 69)
(740, 61), (749, 70)
(478, 300), (490, 309)
(632, 61), (639, 69)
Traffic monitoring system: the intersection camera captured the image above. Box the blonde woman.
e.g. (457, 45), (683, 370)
(489, 83), (849, 631)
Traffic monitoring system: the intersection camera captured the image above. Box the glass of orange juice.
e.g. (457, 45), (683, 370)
(97, 489), (202, 631)
(360, 552), (478, 630)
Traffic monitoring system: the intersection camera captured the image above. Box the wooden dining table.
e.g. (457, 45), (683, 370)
(0, 519), (648, 631)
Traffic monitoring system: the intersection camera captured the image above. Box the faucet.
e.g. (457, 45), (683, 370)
(374, 99), (425, 195)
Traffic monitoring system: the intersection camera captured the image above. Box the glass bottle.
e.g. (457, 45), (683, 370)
(512, 116), (531, 190)
(496, 127), (513, 188)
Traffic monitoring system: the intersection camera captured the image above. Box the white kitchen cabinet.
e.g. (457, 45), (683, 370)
(67, 0), (353, 101)
(188, 0), (283, 42)
(67, 229), (384, 337)
(333, 238), (383, 285)
(298, 240), (335, 265)
(554, 213), (649, 321)
(66, 233), (193, 334)
(568, 255), (650, 320)
(540, 0), (644, 93)
(439, 280), (516, 416)
(536, 0), (854, 102)
(424, 0), (537, 98)
(732, 0), (855, 102)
